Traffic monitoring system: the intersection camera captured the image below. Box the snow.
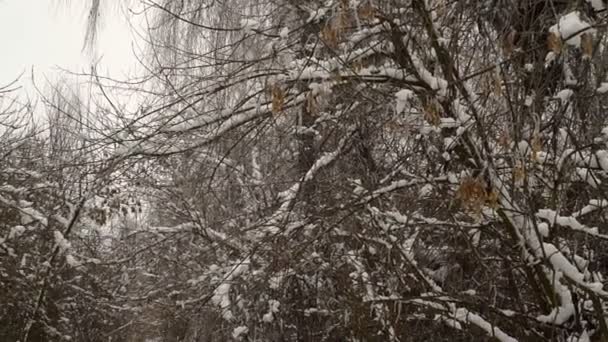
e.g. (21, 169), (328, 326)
(574, 199), (608, 218)
(262, 299), (280, 323)
(517, 140), (531, 157)
(589, 199), (608, 208)
(348, 255), (376, 301)
(8, 225), (25, 239)
(279, 27), (289, 39)
(306, 7), (327, 23)
(304, 136), (350, 183)
(395, 89), (413, 113)
(453, 308), (517, 342)
(501, 309), (516, 317)
(419, 184), (433, 197)
(52, 214), (70, 228)
(362, 177), (446, 203)
(574, 255), (589, 270)
(596, 150), (608, 171)
(232, 326), (248, 339)
(410, 54), (448, 97)
(537, 270), (575, 325)
(490, 169), (608, 308)
(240, 19), (260, 33)
(545, 51), (557, 66)
(542, 243), (584, 282)
(444, 137), (456, 150)
(469, 228), (481, 246)
(349, 24), (384, 44)
(19, 200), (33, 207)
(308, 82), (331, 96)
(440, 117), (458, 128)
(20, 206), (47, 226)
(597, 82), (608, 94)
(6, 2), (608, 340)
(170, 93), (306, 149)
(564, 64), (578, 85)
(555, 89), (574, 102)
(569, 331), (591, 342)
(587, 0), (606, 11)
(451, 100), (471, 125)
(602, 128), (608, 143)
(54, 230), (71, 252)
(251, 148), (263, 185)
(576, 168), (600, 188)
(65, 254), (81, 268)
(149, 223), (193, 234)
(537, 209), (599, 235)
(262, 137), (348, 236)
(549, 11), (595, 47)
(537, 222), (549, 237)
(304, 307), (329, 316)
(211, 259), (250, 321)
(534, 151), (549, 164)
(428, 265), (449, 283)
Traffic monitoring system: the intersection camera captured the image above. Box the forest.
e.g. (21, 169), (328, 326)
(3, 0), (608, 341)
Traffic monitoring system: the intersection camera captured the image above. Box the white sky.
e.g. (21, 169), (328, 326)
(0, 0), (139, 96)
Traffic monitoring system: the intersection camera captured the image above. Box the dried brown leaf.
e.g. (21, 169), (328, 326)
(321, 24), (340, 48)
(513, 163), (526, 182)
(271, 85), (285, 115)
(423, 100), (441, 126)
(581, 32), (593, 58)
(498, 129), (511, 149)
(502, 30), (517, 56)
(456, 177), (487, 214)
(547, 32), (562, 54)
(358, 3), (376, 20)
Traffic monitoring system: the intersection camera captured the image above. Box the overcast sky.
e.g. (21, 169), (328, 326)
(0, 0), (138, 96)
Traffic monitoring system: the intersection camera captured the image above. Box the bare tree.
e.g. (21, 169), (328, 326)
(7, 0), (608, 341)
